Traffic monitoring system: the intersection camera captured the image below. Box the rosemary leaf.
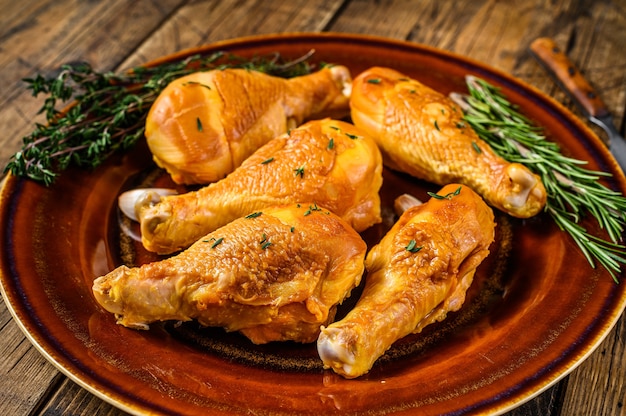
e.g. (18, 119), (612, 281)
(452, 75), (626, 282)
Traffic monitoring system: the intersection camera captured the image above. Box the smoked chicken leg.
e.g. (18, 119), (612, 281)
(146, 65), (352, 184)
(350, 66), (547, 218)
(317, 184), (495, 378)
(93, 203), (367, 344)
(124, 119), (383, 254)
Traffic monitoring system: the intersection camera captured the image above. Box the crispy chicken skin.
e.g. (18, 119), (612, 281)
(317, 184), (495, 378)
(350, 66), (547, 218)
(146, 66), (352, 184)
(93, 203), (367, 344)
(137, 118), (383, 254)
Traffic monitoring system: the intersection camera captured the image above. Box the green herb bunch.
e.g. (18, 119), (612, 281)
(5, 51), (315, 185)
(451, 75), (626, 282)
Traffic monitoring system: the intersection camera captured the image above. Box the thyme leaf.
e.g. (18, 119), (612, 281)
(6, 51), (316, 185)
(405, 239), (423, 253)
(294, 165), (305, 178)
(427, 186), (462, 200)
(210, 237), (224, 248)
(303, 202), (322, 216)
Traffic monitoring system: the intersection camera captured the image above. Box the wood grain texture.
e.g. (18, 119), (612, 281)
(0, 1), (624, 415)
(0, 0), (185, 176)
(119, 0), (346, 69)
(562, 317), (626, 416)
(0, 298), (61, 415)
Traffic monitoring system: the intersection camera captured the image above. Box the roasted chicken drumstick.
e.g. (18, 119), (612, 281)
(350, 66), (546, 218)
(317, 184), (496, 378)
(93, 203), (367, 344)
(146, 65), (352, 184)
(125, 118), (383, 254)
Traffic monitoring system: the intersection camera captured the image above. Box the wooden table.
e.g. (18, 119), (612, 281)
(1, 1), (624, 415)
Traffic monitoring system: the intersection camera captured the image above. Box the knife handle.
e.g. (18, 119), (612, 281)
(529, 37), (609, 118)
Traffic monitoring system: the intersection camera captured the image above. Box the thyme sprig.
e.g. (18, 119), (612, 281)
(451, 75), (626, 282)
(5, 51), (316, 185)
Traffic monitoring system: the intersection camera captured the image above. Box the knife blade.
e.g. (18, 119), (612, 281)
(529, 37), (626, 174)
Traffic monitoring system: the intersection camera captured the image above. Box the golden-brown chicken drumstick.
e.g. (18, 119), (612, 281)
(93, 203), (367, 344)
(124, 118), (383, 254)
(350, 66), (546, 218)
(317, 184), (495, 378)
(146, 65), (352, 184)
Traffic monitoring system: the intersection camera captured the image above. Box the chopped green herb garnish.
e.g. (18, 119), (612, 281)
(471, 141), (482, 153)
(294, 165), (305, 178)
(196, 117), (203, 132)
(303, 203), (322, 216)
(367, 78), (381, 84)
(428, 186), (462, 200)
(405, 239), (423, 253)
(327, 138), (334, 149)
(182, 81), (211, 90)
(245, 212), (263, 219)
(261, 157), (274, 164)
(210, 237), (224, 248)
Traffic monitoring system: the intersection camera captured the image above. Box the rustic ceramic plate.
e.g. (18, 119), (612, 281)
(1, 33), (625, 416)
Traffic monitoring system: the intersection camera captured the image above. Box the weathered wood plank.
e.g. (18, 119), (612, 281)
(41, 377), (125, 416)
(0, 298), (62, 415)
(561, 318), (626, 416)
(325, 0), (430, 39)
(0, 0), (187, 177)
(119, 0), (346, 69)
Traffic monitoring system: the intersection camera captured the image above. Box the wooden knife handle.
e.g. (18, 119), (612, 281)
(530, 37), (609, 118)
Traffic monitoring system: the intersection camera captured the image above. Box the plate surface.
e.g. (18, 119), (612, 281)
(1, 33), (625, 416)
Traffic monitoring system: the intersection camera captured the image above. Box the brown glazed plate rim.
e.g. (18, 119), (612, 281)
(1, 33), (625, 415)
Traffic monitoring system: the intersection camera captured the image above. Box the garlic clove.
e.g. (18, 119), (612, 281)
(393, 193), (423, 216)
(118, 188), (177, 221)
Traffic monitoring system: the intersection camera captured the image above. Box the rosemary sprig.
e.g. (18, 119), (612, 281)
(451, 75), (626, 282)
(5, 51), (316, 185)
